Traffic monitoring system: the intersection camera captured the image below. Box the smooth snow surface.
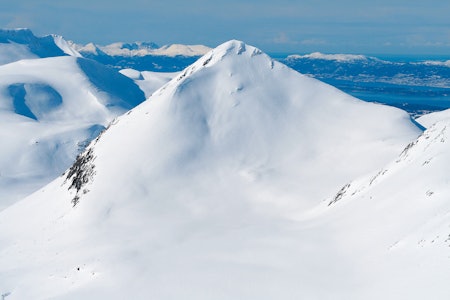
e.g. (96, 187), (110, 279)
(119, 68), (178, 97)
(324, 119), (450, 299)
(0, 40), (432, 299)
(417, 108), (450, 128)
(0, 56), (145, 208)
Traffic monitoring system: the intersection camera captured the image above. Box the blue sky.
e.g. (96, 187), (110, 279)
(1, 0), (449, 55)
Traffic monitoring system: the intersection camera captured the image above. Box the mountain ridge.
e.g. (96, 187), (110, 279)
(0, 28), (81, 65)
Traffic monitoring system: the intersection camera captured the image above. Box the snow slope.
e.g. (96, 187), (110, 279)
(321, 118), (450, 298)
(0, 41), (423, 299)
(119, 68), (178, 97)
(417, 108), (450, 128)
(0, 28), (80, 65)
(0, 56), (145, 208)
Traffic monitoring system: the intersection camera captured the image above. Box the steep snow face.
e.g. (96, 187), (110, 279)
(0, 41), (423, 299)
(0, 28), (80, 65)
(0, 56), (145, 208)
(52, 35), (82, 57)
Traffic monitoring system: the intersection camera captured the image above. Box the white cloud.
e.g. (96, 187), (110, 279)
(273, 32), (290, 44)
(300, 39), (327, 46)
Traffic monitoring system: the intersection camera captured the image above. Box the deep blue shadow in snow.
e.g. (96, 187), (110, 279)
(76, 58), (146, 108)
(8, 83), (63, 120)
(9, 84), (37, 120)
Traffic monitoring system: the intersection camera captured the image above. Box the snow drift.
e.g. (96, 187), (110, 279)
(0, 41), (429, 299)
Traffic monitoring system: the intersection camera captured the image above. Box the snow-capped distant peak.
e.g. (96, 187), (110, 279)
(0, 28), (34, 41)
(70, 42), (103, 55)
(74, 40), (212, 57)
(152, 44), (212, 57)
(288, 52), (368, 62)
(51, 35), (82, 57)
(417, 60), (450, 68)
(0, 28), (81, 65)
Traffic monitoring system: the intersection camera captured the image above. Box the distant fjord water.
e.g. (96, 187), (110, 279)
(272, 52), (450, 118)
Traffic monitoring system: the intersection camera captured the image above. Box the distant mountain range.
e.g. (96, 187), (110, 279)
(70, 39), (211, 72)
(281, 53), (450, 116)
(72, 41), (211, 57)
(3, 28), (447, 116)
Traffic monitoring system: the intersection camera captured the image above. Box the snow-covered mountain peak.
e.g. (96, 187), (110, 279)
(0, 28), (35, 41)
(66, 40), (420, 214)
(0, 40), (430, 299)
(162, 40), (268, 92)
(210, 39), (261, 56)
(52, 35), (82, 57)
(0, 28), (80, 65)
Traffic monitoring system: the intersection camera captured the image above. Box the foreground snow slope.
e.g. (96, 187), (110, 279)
(0, 56), (145, 208)
(0, 41), (423, 299)
(322, 118), (450, 298)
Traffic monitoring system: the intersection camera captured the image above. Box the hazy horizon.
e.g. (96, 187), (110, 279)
(1, 1), (449, 55)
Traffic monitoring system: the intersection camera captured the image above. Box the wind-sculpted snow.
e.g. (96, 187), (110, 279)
(0, 56), (145, 208)
(76, 58), (145, 109)
(0, 40), (430, 299)
(8, 83), (63, 120)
